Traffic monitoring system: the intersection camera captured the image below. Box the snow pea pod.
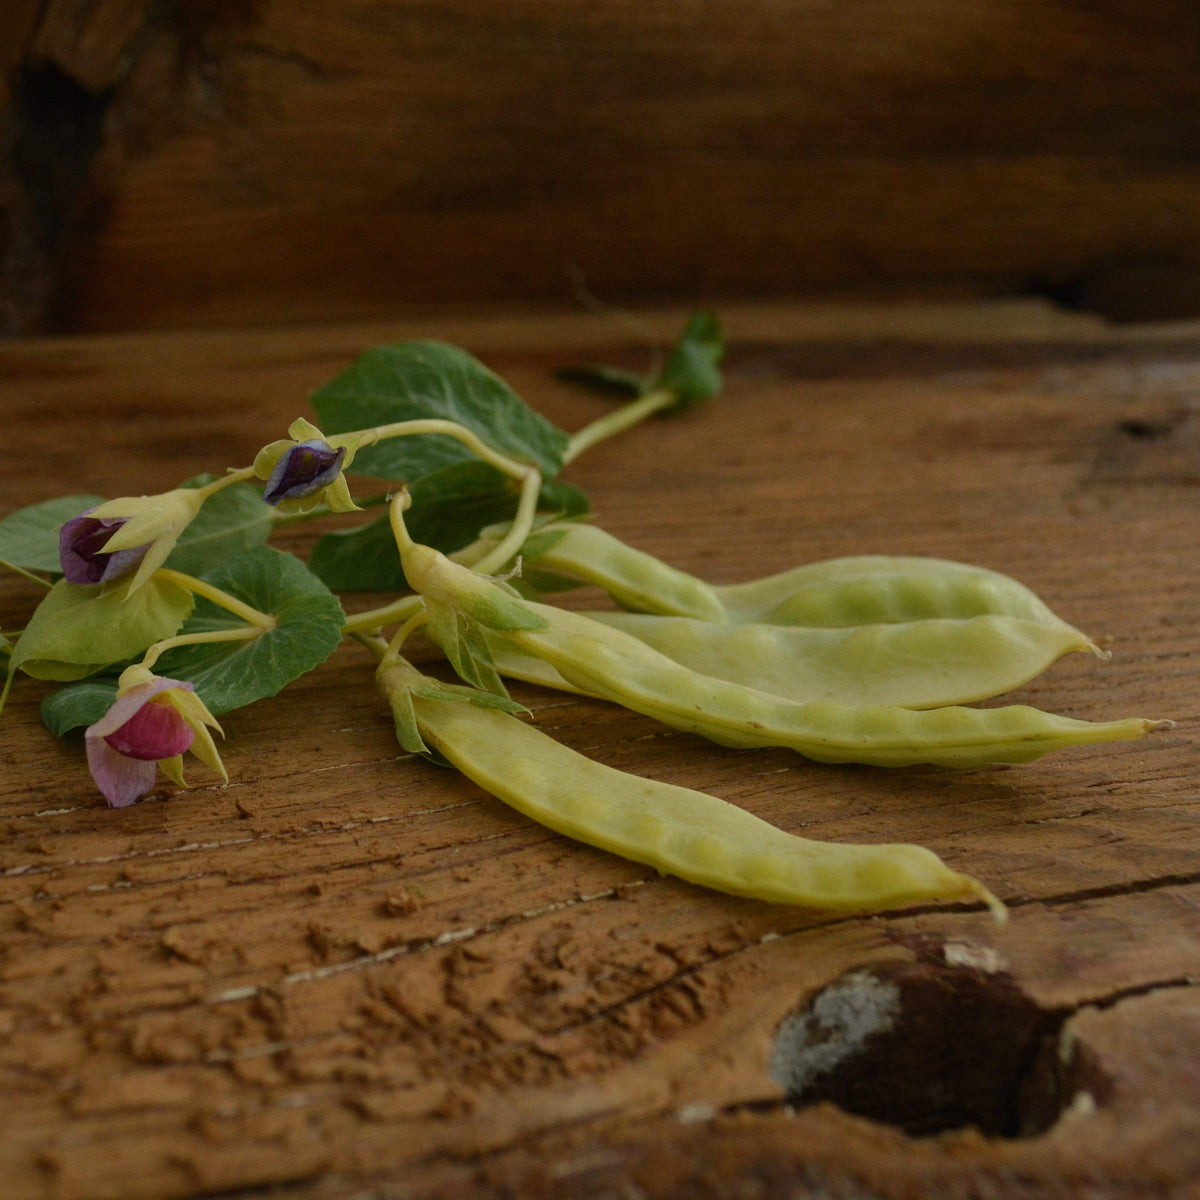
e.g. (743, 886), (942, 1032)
(461, 521), (726, 620)
(572, 611), (1098, 709)
(480, 521), (1084, 633)
(715, 556), (1077, 629)
(376, 655), (1001, 916)
(400, 539), (1158, 769)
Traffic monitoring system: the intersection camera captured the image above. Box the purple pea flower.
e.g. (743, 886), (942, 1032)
(85, 669), (227, 808)
(59, 511), (151, 585)
(253, 419), (361, 515)
(57, 488), (205, 593)
(262, 439), (347, 504)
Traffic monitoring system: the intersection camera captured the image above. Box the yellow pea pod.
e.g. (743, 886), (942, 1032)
(568, 611), (1100, 708)
(376, 656), (1003, 918)
(400, 540), (1160, 769)
(480, 521), (1083, 633)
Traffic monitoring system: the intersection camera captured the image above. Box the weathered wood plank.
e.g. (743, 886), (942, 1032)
(6, 3), (1200, 330)
(0, 301), (1197, 1197)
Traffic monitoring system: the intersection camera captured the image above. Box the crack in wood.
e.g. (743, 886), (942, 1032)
(208, 881), (645, 1005)
(1021, 868), (1200, 911)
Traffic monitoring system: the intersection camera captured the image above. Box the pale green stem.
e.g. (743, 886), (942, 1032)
(389, 489), (416, 552)
(381, 608), (431, 667)
(342, 463), (541, 633)
(341, 592), (425, 636)
(350, 631), (389, 662)
(195, 465), (259, 501)
(0, 558), (53, 589)
(358, 420), (530, 481)
(470, 467), (542, 575)
(0, 666), (14, 718)
(139, 626), (262, 672)
(563, 387), (675, 466)
(154, 568), (276, 631)
(340, 494), (427, 635)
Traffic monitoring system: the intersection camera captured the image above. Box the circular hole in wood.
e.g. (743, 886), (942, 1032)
(769, 955), (1094, 1138)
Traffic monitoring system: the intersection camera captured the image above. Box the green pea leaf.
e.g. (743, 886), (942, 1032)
(10, 576), (195, 681)
(0, 494), (105, 573)
(652, 311), (725, 408)
(41, 676), (121, 736)
(307, 508), (404, 593)
(308, 461), (590, 592)
(555, 363), (647, 397)
(164, 475), (275, 576)
(153, 545), (344, 714)
(554, 312), (725, 411)
(311, 341), (569, 481)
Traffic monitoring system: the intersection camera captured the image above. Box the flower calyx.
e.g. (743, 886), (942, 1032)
(254, 418), (363, 514)
(85, 666), (226, 808)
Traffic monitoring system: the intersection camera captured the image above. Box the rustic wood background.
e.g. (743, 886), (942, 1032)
(3, 1), (1200, 1195)
(6, 0), (1200, 334)
(1, 300), (1198, 1198)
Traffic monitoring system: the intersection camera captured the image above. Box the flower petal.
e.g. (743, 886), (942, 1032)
(162, 687), (228, 782)
(59, 513), (151, 585)
(185, 723), (228, 782)
(86, 677), (194, 739)
(104, 697), (194, 760)
(164, 686), (222, 734)
(253, 437), (295, 480)
(86, 737), (158, 808)
(262, 440), (346, 504)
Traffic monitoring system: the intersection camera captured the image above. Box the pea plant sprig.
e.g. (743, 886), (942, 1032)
(0, 313), (1162, 920)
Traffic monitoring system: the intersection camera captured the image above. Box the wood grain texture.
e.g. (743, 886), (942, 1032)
(0, 299), (1198, 1198)
(6, 1), (1200, 332)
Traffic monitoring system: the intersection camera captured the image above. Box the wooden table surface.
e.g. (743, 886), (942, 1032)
(1, 301), (1198, 1199)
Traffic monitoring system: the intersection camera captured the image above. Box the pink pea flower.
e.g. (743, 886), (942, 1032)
(85, 668), (227, 808)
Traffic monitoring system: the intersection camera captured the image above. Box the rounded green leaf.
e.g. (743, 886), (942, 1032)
(11, 576), (195, 680)
(165, 476), (275, 576)
(0, 494), (105, 572)
(311, 340), (569, 481)
(153, 546), (345, 714)
(41, 677), (121, 736)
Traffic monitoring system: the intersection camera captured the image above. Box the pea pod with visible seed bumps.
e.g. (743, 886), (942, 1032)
(399, 532), (1160, 770)
(567, 611), (1100, 709)
(485, 611), (1099, 710)
(376, 654), (1003, 917)
(467, 521), (1086, 633)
